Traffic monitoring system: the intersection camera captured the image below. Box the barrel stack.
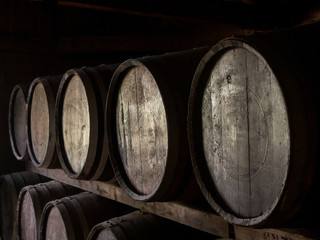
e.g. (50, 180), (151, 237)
(106, 48), (208, 202)
(0, 171), (49, 240)
(16, 180), (81, 240)
(55, 64), (118, 180)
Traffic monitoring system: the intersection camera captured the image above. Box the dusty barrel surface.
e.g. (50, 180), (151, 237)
(55, 64), (118, 180)
(106, 48), (208, 202)
(27, 75), (62, 168)
(188, 37), (318, 227)
(40, 191), (131, 240)
(0, 171), (48, 240)
(17, 180), (80, 240)
(8, 84), (30, 161)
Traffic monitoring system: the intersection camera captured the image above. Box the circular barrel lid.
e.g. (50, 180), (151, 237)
(62, 74), (91, 174)
(30, 82), (50, 165)
(20, 191), (37, 240)
(27, 77), (58, 168)
(113, 64), (168, 199)
(56, 68), (102, 179)
(45, 206), (69, 239)
(188, 38), (314, 226)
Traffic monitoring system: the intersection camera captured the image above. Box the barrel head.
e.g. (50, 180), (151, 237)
(20, 191), (37, 240)
(45, 206), (68, 240)
(116, 66), (168, 195)
(62, 74), (90, 174)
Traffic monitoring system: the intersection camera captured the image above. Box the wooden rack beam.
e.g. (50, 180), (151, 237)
(26, 163), (231, 238)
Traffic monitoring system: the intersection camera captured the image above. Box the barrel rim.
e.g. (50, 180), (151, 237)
(39, 198), (76, 240)
(27, 77), (57, 168)
(8, 84), (29, 161)
(55, 69), (99, 179)
(188, 37), (315, 227)
(16, 184), (45, 239)
(106, 59), (181, 201)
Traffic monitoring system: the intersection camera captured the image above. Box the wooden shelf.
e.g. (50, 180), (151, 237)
(26, 163), (320, 240)
(26, 163), (231, 238)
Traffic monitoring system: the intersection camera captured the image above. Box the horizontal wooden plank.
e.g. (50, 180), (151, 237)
(26, 163), (230, 238)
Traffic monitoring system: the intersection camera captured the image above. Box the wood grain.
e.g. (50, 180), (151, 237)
(62, 74), (90, 174)
(201, 47), (289, 218)
(45, 207), (68, 240)
(30, 83), (50, 165)
(116, 66), (168, 195)
(20, 191), (37, 240)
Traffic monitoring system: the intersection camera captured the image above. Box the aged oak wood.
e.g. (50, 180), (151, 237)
(56, 64), (118, 180)
(27, 164), (231, 238)
(0, 171), (48, 240)
(106, 48), (208, 202)
(8, 84), (30, 161)
(40, 191), (131, 240)
(27, 75), (62, 168)
(116, 66), (168, 196)
(17, 180), (80, 240)
(188, 37), (317, 227)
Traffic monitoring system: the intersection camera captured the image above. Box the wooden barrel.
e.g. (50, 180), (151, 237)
(8, 84), (30, 161)
(88, 210), (217, 240)
(39, 191), (132, 240)
(0, 171), (49, 240)
(55, 64), (118, 180)
(16, 180), (81, 240)
(106, 48), (208, 201)
(187, 37), (318, 227)
(27, 75), (62, 168)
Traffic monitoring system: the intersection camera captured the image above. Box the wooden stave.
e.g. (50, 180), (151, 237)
(106, 48), (209, 202)
(187, 36), (318, 227)
(16, 180), (80, 240)
(40, 192), (131, 240)
(27, 75), (62, 169)
(0, 171), (49, 240)
(55, 65), (117, 180)
(8, 84), (30, 161)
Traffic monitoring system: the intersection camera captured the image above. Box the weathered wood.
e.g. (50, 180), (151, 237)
(116, 66), (168, 195)
(0, 171), (48, 240)
(8, 84), (30, 161)
(56, 64), (118, 180)
(17, 180), (81, 240)
(188, 37), (318, 226)
(39, 191), (132, 240)
(62, 74), (90, 174)
(106, 48), (208, 202)
(201, 46), (288, 218)
(27, 75), (62, 168)
(28, 165), (231, 238)
(88, 210), (216, 240)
